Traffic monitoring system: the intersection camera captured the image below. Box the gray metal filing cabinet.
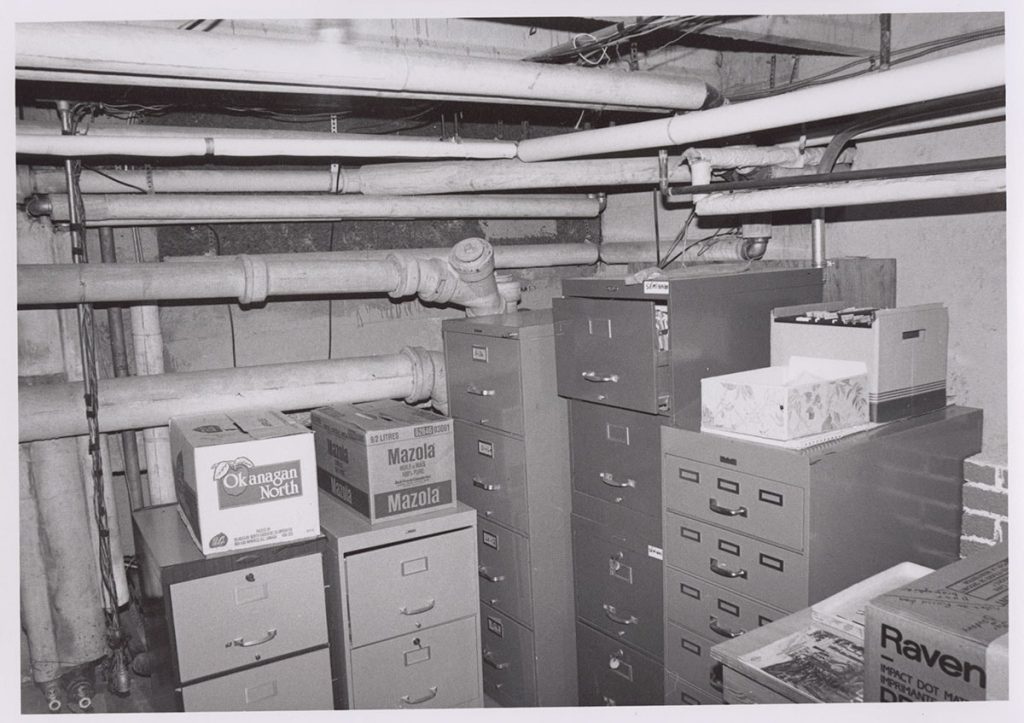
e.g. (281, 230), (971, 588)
(132, 504), (332, 712)
(319, 492), (483, 709)
(555, 266), (825, 706)
(442, 309), (577, 707)
(660, 405), (983, 705)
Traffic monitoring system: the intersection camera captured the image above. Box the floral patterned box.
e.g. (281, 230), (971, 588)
(700, 357), (869, 441)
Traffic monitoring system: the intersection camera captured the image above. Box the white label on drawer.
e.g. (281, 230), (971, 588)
(482, 530), (499, 550)
(244, 680), (279, 704)
(643, 280), (669, 295)
(472, 345), (489, 362)
(486, 616), (504, 638)
(647, 545), (664, 560)
(477, 440), (494, 458)
(404, 645), (432, 667)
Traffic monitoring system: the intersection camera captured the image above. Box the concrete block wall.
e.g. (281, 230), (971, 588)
(960, 456), (1009, 557)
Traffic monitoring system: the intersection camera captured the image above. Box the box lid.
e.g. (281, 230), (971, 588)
(313, 400), (447, 436)
(869, 543), (1008, 646)
(171, 408), (309, 447)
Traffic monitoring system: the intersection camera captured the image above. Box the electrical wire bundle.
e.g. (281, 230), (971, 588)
(726, 25), (1004, 101)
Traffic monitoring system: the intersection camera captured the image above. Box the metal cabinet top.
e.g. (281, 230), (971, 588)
(561, 266), (823, 300)
(442, 308), (554, 339)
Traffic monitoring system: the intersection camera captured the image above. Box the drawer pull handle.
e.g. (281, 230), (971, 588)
(709, 499), (748, 517)
(599, 472), (636, 489)
(472, 477), (501, 492)
(466, 385), (496, 397)
(602, 695), (617, 706)
(478, 566), (505, 583)
(225, 628), (277, 649)
(482, 649), (510, 671)
(401, 686), (438, 705)
(399, 599), (436, 616)
(710, 558), (748, 579)
(709, 616), (744, 639)
(581, 370), (620, 383)
(602, 603), (638, 626)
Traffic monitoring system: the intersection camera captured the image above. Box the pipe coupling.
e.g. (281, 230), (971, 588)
(387, 254), (420, 300)
(416, 257), (461, 306)
(400, 346), (436, 405)
(238, 254), (270, 305)
(448, 237), (495, 282)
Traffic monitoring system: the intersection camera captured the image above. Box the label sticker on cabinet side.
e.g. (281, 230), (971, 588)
(648, 545), (663, 560)
(643, 280), (669, 295)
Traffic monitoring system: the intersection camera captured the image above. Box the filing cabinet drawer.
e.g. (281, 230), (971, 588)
(665, 513), (808, 613)
(446, 333), (524, 436)
(170, 553), (327, 683)
(480, 605), (538, 707)
(454, 421), (529, 533)
(570, 402), (662, 519)
(477, 518), (533, 628)
(665, 671), (723, 706)
(180, 648), (333, 711)
(665, 566), (787, 642)
(573, 524), (662, 659)
(665, 454), (805, 551)
(665, 621), (725, 701)
(576, 622), (663, 706)
(350, 617), (480, 709)
(554, 297), (670, 415)
(345, 527), (477, 647)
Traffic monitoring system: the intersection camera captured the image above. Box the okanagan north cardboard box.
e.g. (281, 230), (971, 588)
(312, 400), (455, 524)
(169, 408), (320, 555)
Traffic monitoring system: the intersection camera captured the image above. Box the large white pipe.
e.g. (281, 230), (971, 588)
(782, 106), (1005, 148)
(18, 130), (516, 160)
(130, 305), (176, 506)
(18, 348), (442, 442)
(695, 169), (1006, 215)
(16, 22), (712, 112)
(517, 44), (1005, 161)
(37, 193), (601, 224)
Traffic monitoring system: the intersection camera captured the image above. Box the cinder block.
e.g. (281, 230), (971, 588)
(963, 457), (997, 486)
(963, 485), (1009, 517)
(960, 536), (996, 558)
(960, 512), (998, 541)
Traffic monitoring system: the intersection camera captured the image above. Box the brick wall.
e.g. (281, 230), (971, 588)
(960, 455), (1009, 557)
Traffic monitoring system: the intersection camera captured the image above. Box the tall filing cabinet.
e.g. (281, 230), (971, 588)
(442, 310), (577, 707)
(660, 405), (983, 705)
(319, 492), (483, 709)
(553, 266), (825, 706)
(133, 504), (332, 712)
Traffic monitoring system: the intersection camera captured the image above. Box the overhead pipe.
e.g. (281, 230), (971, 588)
(30, 193), (602, 225)
(782, 106), (1005, 148)
(694, 168), (1006, 216)
(516, 44), (1005, 161)
(17, 128), (517, 161)
(598, 238), (764, 265)
(16, 22), (715, 113)
(19, 237), (513, 317)
(18, 347), (445, 442)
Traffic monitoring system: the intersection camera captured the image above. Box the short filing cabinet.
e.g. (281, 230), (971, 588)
(555, 266), (825, 706)
(133, 504), (332, 712)
(661, 405), (983, 704)
(319, 492), (483, 710)
(442, 310), (577, 707)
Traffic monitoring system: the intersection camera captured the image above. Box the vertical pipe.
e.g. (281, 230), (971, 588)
(98, 227), (144, 511)
(811, 210), (827, 268)
(880, 15), (892, 71)
(131, 304), (175, 505)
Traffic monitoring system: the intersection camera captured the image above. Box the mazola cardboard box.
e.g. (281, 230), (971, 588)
(312, 400), (455, 524)
(863, 543), (1008, 702)
(169, 408), (320, 555)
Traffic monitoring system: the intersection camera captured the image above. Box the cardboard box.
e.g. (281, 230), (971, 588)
(312, 400), (455, 524)
(771, 302), (948, 422)
(700, 356), (869, 440)
(169, 408), (319, 555)
(863, 543), (1008, 702)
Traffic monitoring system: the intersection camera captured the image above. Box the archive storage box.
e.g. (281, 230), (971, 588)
(700, 357), (869, 441)
(169, 408), (320, 556)
(312, 400), (455, 524)
(863, 543), (1008, 702)
(771, 302), (948, 422)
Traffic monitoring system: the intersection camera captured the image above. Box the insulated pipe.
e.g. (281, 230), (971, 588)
(18, 348), (444, 441)
(516, 44), (1005, 161)
(130, 305), (174, 506)
(18, 237), (513, 314)
(16, 22), (713, 112)
(33, 193), (602, 224)
(20, 167), (338, 196)
(170, 243), (601, 269)
(17, 130), (517, 160)
(695, 168), (1006, 215)
(598, 239), (758, 265)
(781, 106), (1006, 148)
